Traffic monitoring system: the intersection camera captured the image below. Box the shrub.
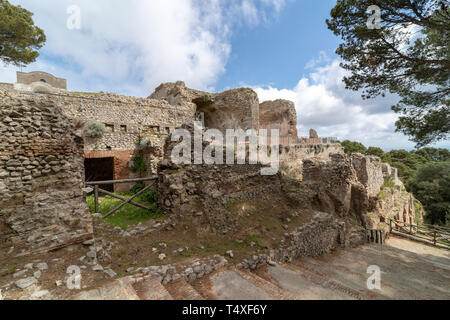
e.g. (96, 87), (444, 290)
(129, 183), (157, 203)
(140, 189), (157, 203)
(131, 154), (148, 173)
(85, 121), (106, 138)
(130, 182), (145, 195)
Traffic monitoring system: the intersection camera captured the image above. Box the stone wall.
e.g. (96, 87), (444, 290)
(157, 125), (281, 234)
(284, 152), (417, 232)
(351, 153), (385, 197)
(279, 143), (344, 162)
(0, 90), (92, 254)
(16, 71), (67, 90)
(259, 99), (298, 142)
(0, 87), (196, 186)
(194, 88), (259, 132)
(271, 212), (345, 261)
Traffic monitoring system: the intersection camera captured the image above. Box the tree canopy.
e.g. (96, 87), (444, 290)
(327, 0), (449, 147)
(410, 162), (450, 226)
(0, 0), (46, 66)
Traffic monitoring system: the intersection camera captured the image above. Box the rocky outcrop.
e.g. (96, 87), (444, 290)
(259, 100), (298, 141)
(151, 82), (260, 132)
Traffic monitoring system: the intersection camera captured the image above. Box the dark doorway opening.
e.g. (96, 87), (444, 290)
(85, 157), (114, 192)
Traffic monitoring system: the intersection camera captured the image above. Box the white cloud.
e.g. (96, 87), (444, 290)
(252, 58), (434, 151)
(1, 0), (286, 96)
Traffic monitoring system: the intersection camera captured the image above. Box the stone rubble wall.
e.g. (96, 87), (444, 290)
(0, 90), (92, 253)
(158, 124), (282, 234)
(270, 212), (346, 262)
(287, 152), (417, 232)
(381, 162), (402, 186)
(17, 71), (67, 90)
(2, 87), (196, 153)
(351, 153), (385, 197)
(259, 99), (298, 142)
(280, 143), (344, 162)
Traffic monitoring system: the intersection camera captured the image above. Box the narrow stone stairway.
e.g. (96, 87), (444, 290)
(71, 264), (357, 300)
(72, 239), (450, 300)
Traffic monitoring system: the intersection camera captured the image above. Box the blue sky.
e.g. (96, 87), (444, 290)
(0, 0), (448, 151)
(217, 0), (340, 90)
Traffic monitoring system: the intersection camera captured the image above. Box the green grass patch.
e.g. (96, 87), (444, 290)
(86, 187), (164, 229)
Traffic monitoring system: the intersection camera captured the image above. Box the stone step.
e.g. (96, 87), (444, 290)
(164, 278), (205, 300)
(232, 267), (299, 300)
(194, 268), (283, 300)
(133, 277), (173, 300)
(278, 263), (364, 300)
(71, 277), (140, 300)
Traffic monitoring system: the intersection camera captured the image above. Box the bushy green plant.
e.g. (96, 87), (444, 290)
(85, 121), (106, 138)
(140, 189), (157, 203)
(128, 183), (157, 203)
(131, 154), (147, 174)
(130, 182), (145, 195)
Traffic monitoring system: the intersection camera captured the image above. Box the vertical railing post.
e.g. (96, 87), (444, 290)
(94, 184), (99, 213)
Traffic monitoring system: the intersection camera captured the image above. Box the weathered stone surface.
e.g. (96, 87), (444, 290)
(194, 88), (259, 132)
(260, 100), (298, 141)
(351, 153), (384, 197)
(149, 81), (204, 107)
(72, 278), (139, 300)
(309, 129), (319, 139)
(36, 263), (48, 271)
(0, 91), (93, 252)
(15, 277), (37, 290)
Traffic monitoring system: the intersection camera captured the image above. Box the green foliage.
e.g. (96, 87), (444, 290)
(409, 162), (450, 226)
(124, 183), (157, 203)
(0, 0), (46, 66)
(341, 140), (367, 155)
(131, 154), (148, 175)
(85, 121), (106, 138)
(129, 182), (145, 195)
(86, 192), (163, 229)
(327, 0), (449, 147)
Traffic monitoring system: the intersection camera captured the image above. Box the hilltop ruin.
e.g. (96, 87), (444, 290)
(0, 72), (418, 258)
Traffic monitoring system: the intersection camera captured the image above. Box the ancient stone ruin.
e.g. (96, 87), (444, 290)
(0, 90), (92, 254)
(0, 72), (418, 256)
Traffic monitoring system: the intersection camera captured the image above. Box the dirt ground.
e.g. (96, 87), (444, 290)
(0, 192), (314, 300)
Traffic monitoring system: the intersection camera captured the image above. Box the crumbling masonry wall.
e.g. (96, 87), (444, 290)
(259, 99), (298, 142)
(0, 90), (92, 253)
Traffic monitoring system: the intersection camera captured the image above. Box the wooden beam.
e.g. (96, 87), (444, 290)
(98, 188), (153, 211)
(86, 176), (157, 186)
(94, 185), (99, 213)
(102, 184), (153, 218)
